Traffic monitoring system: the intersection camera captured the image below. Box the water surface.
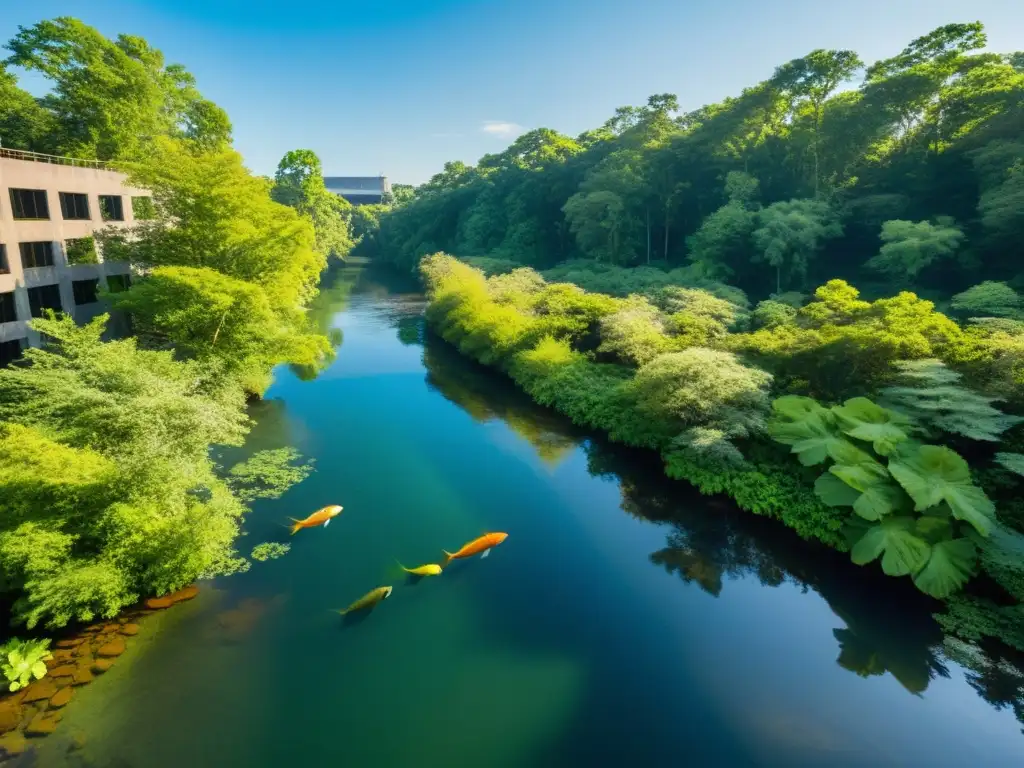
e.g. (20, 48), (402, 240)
(32, 265), (1024, 767)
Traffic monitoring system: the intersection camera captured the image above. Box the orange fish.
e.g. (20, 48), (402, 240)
(289, 505), (343, 535)
(442, 532), (508, 565)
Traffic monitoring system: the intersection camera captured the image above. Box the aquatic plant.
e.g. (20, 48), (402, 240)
(250, 543), (291, 562)
(1, 638), (52, 692)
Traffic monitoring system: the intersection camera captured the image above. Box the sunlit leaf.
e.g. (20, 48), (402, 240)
(994, 452), (1024, 477)
(888, 445), (996, 535)
(912, 538), (976, 598)
(833, 397), (911, 455)
(831, 460), (909, 521)
(768, 396), (854, 466)
(850, 516), (931, 576)
(814, 472), (860, 507)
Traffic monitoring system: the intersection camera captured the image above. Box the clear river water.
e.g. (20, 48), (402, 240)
(26, 263), (1024, 767)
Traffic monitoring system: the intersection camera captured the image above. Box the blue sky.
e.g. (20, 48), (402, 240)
(2, 0), (1023, 184)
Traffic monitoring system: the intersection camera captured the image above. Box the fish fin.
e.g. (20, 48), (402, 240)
(323, 518), (330, 527)
(442, 549), (454, 566)
(481, 549), (490, 559)
(290, 521), (303, 536)
(395, 559), (408, 573)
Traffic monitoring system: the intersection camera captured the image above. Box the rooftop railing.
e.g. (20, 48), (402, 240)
(0, 147), (110, 170)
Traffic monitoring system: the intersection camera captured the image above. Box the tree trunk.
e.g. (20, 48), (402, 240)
(776, 264), (781, 295)
(664, 200), (671, 262)
(646, 207), (651, 264)
(212, 309), (229, 347)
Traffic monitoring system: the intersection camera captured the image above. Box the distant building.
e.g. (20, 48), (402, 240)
(0, 147), (148, 365)
(323, 176), (391, 206)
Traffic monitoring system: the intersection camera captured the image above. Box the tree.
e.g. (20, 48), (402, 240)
(272, 149), (355, 261)
(951, 281), (1023, 319)
(111, 266), (332, 394)
(0, 64), (53, 151)
(752, 199), (842, 292)
(686, 172), (760, 279)
(866, 217), (964, 280)
(4, 17), (230, 159)
(772, 49), (864, 196)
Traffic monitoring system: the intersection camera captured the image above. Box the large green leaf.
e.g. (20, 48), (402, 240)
(815, 472), (860, 507)
(831, 460), (908, 521)
(888, 445), (996, 536)
(833, 397), (911, 456)
(994, 452), (1024, 477)
(768, 396), (853, 466)
(912, 538), (976, 598)
(850, 516), (932, 577)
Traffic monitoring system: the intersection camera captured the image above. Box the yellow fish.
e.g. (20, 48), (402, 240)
(289, 505), (342, 535)
(397, 561), (443, 576)
(336, 586), (393, 615)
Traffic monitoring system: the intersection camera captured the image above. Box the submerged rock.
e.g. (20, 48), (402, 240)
(49, 687), (73, 708)
(169, 585), (199, 603)
(54, 638), (82, 650)
(25, 711), (60, 737)
(0, 699), (23, 735)
(144, 596), (173, 610)
(91, 659), (115, 674)
(72, 666), (94, 686)
(21, 680), (58, 704)
(0, 730), (27, 757)
(48, 664), (77, 679)
(120, 623), (140, 636)
(96, 638), (126, 658)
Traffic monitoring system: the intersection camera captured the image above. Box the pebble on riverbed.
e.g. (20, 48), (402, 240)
(0, 583), (201, 759)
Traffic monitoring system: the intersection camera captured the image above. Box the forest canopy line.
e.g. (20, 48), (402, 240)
(362, 22), (1024, 310)
(0, 19), (345, 633)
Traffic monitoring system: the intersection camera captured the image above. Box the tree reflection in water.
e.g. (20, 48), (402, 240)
(381, 276), (1024, 730)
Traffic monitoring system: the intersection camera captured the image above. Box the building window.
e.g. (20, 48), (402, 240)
(9, 188), (49, 220)
(106, 273), (132, 293)
(99, 195), (124, 221)
(59, 192), (91, 220)
(19, 241), (55, 269)
(0, 244), (8, 275)
(73, 278), (99, 306)
(65, 237), (98, 265)
(27, 284), (63, 318)
(0, 291), (16, 323)
(132, 196), (156, 220)
(0, 339), (22, 368)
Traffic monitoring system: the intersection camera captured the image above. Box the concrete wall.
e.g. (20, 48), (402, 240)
(0, 156), (149, 355)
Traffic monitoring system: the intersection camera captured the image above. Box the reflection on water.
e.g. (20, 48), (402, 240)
(415, 268), (1024, 725)
(23, 263), (1024, 768)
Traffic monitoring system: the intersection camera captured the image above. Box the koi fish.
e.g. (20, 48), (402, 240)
(442, 532), (508, 565)
(397, 561), (443, 576)
(289, 505), (343, 535)
(336, 586), (393, 615)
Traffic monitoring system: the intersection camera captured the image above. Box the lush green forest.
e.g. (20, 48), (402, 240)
(0, 19), (356, 635)
(380, 21), (1024, 656)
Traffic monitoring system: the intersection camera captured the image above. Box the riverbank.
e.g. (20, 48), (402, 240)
(418, 253), (1024, 657)
(0, 586), (198, 762)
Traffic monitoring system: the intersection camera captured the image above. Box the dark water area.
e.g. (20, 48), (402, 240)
(28, 264), (1024, 767)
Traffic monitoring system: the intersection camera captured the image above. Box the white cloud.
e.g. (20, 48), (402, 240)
(481, 121), (525, 139)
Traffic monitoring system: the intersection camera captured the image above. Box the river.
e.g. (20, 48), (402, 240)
(27, 263), (1024, 767)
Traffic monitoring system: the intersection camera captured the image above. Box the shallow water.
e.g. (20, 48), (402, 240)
(30, 264), (1024, 767)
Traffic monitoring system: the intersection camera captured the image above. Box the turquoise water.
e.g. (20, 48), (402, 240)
(31, 265), (1024, 767)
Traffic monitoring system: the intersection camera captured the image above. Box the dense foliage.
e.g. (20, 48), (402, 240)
(420, 252), (1024, 653)
(0, 20), (322, 630)
(362, 22), (1024, 314)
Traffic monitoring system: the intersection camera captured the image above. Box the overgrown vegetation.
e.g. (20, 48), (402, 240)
(0, 20), (323, 630)
(420, 252), (1024, 654)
